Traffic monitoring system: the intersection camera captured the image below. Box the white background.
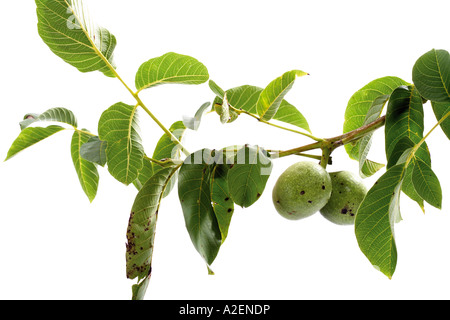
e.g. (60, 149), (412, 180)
(0, 0), (449, 300)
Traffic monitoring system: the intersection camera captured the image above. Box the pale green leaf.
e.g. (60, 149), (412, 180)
(412, 49), (450, 103)
(256, 70), (308, 121)
(5, 125), (65, 161)
(208, 80), (225, 98)
(36, 0), (117, 77)
(71, 130), (99, 202)
(183, 102), (211, 130)
(218, 84), (310, 132)
(360, 160), (385, 179)
(135, 52), (209, 92)
(20, 107), (78, 130)
(98, 102), (144, 185)
(344, 76), (408, 160)
(358, 94), (389, 178)
(79, 136), (107, 167)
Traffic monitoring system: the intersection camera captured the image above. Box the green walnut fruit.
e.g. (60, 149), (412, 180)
(272, 161), (332, 220)
(320, 171), (367, 225)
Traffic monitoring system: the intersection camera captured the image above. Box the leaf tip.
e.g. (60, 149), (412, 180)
(207, 265), (215, 275)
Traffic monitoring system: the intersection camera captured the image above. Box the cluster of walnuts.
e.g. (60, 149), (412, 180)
(272, 162), (367, 225)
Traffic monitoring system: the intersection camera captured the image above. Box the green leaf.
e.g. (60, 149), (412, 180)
(126, 165), (180, 300)
(149, 121), (187, 197)
(355, 164), (405, 279)
(210, 159), (234, 243)
(135, 52), (209, 92)
(132, 157), (154, 191)
(385, 85), (431, 211)
(5, 125), (65, 161)
(360, 160), (385, 179)
(71, 130), (99, 202)
(20, 107), (78, 130)
(344, 76), (408, 160)
(256, 70), (308, 121)
(151, 121), (187, 166)
(131, 277), (150, 301)
(36, 0), (117, 77)
(412, 159), (442, 209)
(209, 80), (225, 98)
(412, 49), (450, 103)
(431, 102), (450, 139)
(385, 85), (428, 169)
(183, 102), (211, 130)
(79, 136), (107, 167)
(178, 149), (222, 265)
(227, 145), (272, 208)
(98, 102), (144, 185)
(218, 84), (310, 132)
(273, 100), (311, 133)
(358, 94), (390, 178)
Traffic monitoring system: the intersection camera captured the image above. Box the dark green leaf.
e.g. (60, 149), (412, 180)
(343, 76), (408, 160)
(385, 85), (431, 211)
(412, 159), (442, 209)
(256, 70), (308, 121)
(79, 136), (107, 167)
(355, 164), (405, 279)
(227, 145), (272, 208)
(431, 101), (450, 139)
(71, 130), (99, 202)
(210, 160), (234, 243)
(36, 0), (117, 77)
(385, 85), (427, 169)
(5, 125), (65, 161)
(98, 102), (144, 185)
(178, 149), (222, 265)
(412, 49), (450, 103)
(135, 52), (209, 92)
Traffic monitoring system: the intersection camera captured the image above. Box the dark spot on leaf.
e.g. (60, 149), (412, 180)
(308, 200), (312, 203)
(341, 208), (348, 214)
(257, 193), (261, 198)
(322, 185), (325, 190)
(227, 208), (233, 213)
(300, 191), (305, 195)
(225, 197), (230, 201)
